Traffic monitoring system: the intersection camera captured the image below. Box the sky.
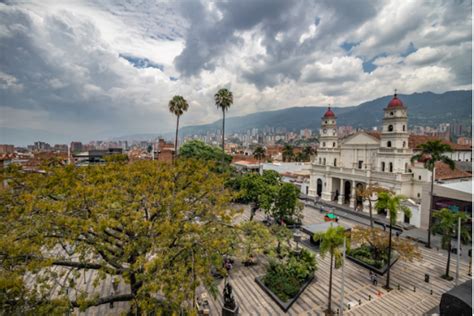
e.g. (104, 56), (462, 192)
(0, 0), (472, 145)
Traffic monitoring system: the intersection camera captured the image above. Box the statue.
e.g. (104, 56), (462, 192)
(223, 282), (236, 310)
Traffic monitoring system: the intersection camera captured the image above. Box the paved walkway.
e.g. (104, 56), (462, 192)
(204, 205), (471, 315)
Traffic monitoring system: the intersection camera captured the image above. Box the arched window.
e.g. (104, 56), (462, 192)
(405, 163), (408, 172)
(333, 142), (336, 147)
(322, 142), (326, 147)
(334, 158), (337, 166)
(323, 158), (326, 165)
(319, 158), (322, 164)
(381, 162), (385, 172)
(388, 125), (393, 132)
(387, 141), (392, 147)
(403, 125), (406, 131)
(403, 141), (406, 147)
(389, 162), (393, 172)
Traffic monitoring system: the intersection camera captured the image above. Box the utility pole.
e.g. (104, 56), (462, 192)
(340, 236), (346, 315)
(456, 216), (461, 286)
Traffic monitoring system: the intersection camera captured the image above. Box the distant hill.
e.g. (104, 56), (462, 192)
(179, 90), (472, 136)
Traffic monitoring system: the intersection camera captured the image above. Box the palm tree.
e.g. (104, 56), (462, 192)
(432, 209), (470, 280)
(253, 146), (266, 163)
(411, 140), (454, 248)
(282, 144), (294, 162)
(302, 145), (315, 162)
(356, 185), (390, 228)
(375, 192), (411, 290)
(168, 95), (189, 157)
(314, 226), (346, 314)
(214, 88), (233, 159)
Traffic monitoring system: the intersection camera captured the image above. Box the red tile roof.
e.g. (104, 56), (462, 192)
(435, 161), (471, 181)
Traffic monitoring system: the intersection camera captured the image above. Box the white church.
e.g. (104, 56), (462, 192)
(308, 93), (431, 227)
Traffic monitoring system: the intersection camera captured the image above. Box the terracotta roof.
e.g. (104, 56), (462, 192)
(231, 155), (259, 164)
(435, 161), (471, 181)
(366, 131), (382, 140)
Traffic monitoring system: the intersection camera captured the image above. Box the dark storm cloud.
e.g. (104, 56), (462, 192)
(174, 0), (382, 88)
(0, 7), (121, 121)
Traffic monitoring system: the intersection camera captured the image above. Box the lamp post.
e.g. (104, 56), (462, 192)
(339, 236), (346, 315)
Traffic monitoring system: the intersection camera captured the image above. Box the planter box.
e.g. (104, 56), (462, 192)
(347, 252), (399, 275)
(255, 274), (315, 312)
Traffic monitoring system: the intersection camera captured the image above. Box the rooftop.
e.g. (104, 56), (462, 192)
(439, 180), (472, 194)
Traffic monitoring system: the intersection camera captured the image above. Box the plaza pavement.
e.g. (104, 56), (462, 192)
(203, 204), (471, 315)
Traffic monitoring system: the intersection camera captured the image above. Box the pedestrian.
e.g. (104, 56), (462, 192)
(373, 274), (378, 286)
(369, 271), (374, 282)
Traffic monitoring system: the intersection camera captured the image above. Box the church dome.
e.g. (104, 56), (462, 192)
(387, 93), (404, 108)
(323, 107), (335, 118)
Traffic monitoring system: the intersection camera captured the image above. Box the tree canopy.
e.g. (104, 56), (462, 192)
(179, 140), (232, 165)
(0, 159), (238, 314)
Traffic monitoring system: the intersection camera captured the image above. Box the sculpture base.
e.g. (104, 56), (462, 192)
(222, 305), (239, 316)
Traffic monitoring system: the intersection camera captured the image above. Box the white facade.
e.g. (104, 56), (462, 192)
(309, 96), (427, 227)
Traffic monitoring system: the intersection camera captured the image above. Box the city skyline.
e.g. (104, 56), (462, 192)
(0, 1), (472, 144)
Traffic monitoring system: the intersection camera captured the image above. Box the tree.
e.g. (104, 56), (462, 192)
(237, 221), (274, 264)
(234, 170), (279, 221)
(214, 88), (233, 166)
(375, 192), (412, 290)
(179, 140), (232, 166)
(314, 226), (346, 314)
(0, 160), (238, 314)
(282, 144), (294, 162)
(411, 140), (454, 248)
(168, 95), (189, 158)
(301, 146), (315, 162)
(356, 185), (391, 228)
(431, 209), (470, 280)
(270, 183), (303, 225)
(253, 146), (266, 163)
(350, 226), (421, 262)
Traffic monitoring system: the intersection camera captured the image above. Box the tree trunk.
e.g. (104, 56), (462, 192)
(328, 252), (333, 313)
(221, 109), (225, 168)
(427, 167), (435, 248)
(385, 222), (393, 290)
(129, 272), (141, 316)
(369, 199), (374, 228)
(174, 115), (180, 160)
(445, 241), (452, 278)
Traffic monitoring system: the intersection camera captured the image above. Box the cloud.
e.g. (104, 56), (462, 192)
(0, 0), (471, 145)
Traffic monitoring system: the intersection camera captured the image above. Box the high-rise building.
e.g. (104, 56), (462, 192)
(70, 142), (83, 153)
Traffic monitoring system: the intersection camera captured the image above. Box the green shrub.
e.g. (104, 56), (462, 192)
(262, 249), (316, 301)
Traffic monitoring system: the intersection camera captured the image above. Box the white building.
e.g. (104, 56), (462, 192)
(309, 93), (430, 227)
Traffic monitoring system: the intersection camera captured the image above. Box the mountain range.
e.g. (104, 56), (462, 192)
(177, 90), (472, 137)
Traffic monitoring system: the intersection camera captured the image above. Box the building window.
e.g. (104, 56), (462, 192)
(403, 141), (406, 147)
(322, 142), (326, 147)
(319, 158), (322, 164)
(418, 175), (421, 180)
(405, 163), (408, 172)
(325, 121), (327, 124)
(381, 162), (385, 172)
(417, 193), (420, 198)
(390, 112), (394, 116)
(323, 158), (326, 165)
(389, 162), (393, 172)
(333, 142), (336, 147)
(358, 160), (363, 169)
(387, 141), (392, 147)
(334, 158), (337, 166)
(403, 125), (406, 131)
(388, 125), (393, 132)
